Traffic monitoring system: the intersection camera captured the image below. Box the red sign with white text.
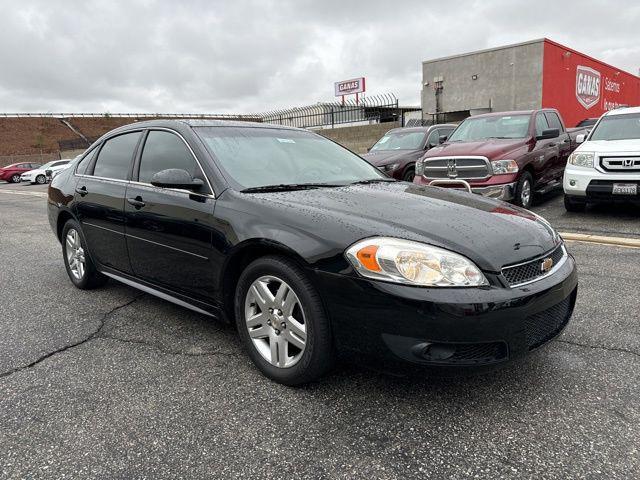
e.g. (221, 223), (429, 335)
(542, 39), (640, 127)
(334, 77), (366, 97)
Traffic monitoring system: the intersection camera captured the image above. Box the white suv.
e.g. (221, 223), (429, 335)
(564, 107), (640, 211)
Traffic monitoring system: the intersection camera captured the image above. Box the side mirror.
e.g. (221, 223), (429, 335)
(536, 128), (560, 141)
(438, 135), (448, 144)
(150, 168), (204, 191)
(576, 134), (586, 144)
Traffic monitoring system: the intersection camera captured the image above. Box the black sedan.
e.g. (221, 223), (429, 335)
(48, 120), (577, 385)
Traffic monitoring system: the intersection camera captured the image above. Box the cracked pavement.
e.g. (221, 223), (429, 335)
(0, 182), (639, 479)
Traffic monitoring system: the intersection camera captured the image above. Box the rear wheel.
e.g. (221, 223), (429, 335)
(514, 172), (533, 209)
(403, 167), (415, 182)
(62, 219), (108, 289)
(235, 256), (333, 385)
(564, 194), (586, 212)
(36, 174), (46, 184)
(10, 174), (21, 183)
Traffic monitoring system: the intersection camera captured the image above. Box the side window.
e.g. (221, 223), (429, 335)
(138, 130), (204, 185)
(76, 148), (97, 175)
(17, 163), (29, 169)
(426, 130), (440, 147)
(544, 112), (563, 132)
(535, 114), (549, 137)
(93, 132), (141, 180)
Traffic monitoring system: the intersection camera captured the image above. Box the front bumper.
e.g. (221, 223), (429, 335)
(564, 165), (640, 202)
(312, 252), (577, 373)
(415, 176), (516, 201)
(471, 182), (516, 201)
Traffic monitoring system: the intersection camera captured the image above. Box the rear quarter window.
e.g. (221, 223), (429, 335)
(92, 132), (141, 180)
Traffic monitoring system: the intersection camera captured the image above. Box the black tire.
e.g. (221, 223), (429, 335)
(36, 174), (46, 185)
(514, 172), (534, 209)
(564, 194), (586, 212)
(234, 255), (333, 386)
(10, 174), (21, 183)
(403, 166), (415, 182)
(61, 219), (108, 289)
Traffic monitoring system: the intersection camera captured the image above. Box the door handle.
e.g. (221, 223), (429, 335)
(75, 186), (88, 196)
(127, 196), (146, 209)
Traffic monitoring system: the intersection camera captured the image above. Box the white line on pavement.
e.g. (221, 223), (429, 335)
(0, 190), (48, 198)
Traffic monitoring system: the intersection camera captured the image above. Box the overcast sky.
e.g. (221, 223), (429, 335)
(0, 0), (637, 114)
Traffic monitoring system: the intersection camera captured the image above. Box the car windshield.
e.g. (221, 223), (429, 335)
(589, 113), (640, 141)
(448, 114), (531, 142)
(370, 131), (425, 151)
(195, 127), (388, 190)
(38, 161), (55, 169)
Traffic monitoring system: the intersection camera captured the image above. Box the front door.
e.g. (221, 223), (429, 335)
(124, 129), (216, 299)
(74, 131), (142, 274)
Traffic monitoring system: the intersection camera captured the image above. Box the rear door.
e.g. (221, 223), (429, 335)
(124, 129), (216, 299)
(74, 131), (142, 273)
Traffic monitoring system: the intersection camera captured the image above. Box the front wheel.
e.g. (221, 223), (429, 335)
(403, 167), (415, 182)
(514, 172), (533, 209)
(10, 174), (21, 183)
(36, 174), (46, 184)
(235, 256), (333, 385)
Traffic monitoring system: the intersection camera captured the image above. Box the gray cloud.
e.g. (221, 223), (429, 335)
(0, 0), (637, 113)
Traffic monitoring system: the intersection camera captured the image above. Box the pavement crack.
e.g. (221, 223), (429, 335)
(96, 334), (241, 358)
(556, 338), (640, 359)
(0, 295), (142, 379)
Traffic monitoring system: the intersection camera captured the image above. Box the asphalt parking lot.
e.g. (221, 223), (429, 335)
(0, 182), (639, 479)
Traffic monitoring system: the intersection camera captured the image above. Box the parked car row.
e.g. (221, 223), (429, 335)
(0, 159), (72, 184)
(365, 106), (639, 212)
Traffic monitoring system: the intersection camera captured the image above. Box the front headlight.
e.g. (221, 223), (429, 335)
(378, 163), (399, 173)
(568, 152), (594, 168)
(415, 158), (425, 176)
(345, 237), (488, 287)
(491, 159), (519, 175)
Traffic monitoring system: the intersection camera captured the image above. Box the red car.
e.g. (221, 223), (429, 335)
(0, 162), (42, 183)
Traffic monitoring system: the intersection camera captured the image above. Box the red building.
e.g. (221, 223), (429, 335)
(542, 39), (640, 127)
(422, 38), (640, 127)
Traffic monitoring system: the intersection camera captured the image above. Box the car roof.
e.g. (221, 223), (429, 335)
(604, 106), (640, 116)
(116, 118), (303, 132)
(385, 124), (457, 134)
(468, 109), (559, 120)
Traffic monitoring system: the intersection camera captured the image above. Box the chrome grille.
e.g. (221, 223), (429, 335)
(423, 156), (490, 179)
(600, 156), (640, 172)
(502, 245), (566, 287)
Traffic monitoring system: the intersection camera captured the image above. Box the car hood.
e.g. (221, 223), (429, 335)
(361, 149), (423, 166)
(577, 139), (640, 153)
(230, 182), (559, 272)
(424, 139), (528, 160)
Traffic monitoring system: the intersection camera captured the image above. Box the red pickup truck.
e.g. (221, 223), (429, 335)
(414, 109), (586, 208)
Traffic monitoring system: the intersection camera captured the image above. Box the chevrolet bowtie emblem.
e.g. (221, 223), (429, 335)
(541, 257), (554, 273)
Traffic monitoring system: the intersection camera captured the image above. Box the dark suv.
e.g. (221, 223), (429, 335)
(362, 124), (456, 181)
(48, 120), (577, 385)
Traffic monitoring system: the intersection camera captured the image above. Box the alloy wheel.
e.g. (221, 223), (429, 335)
(36, 175), (46, 184)
(65, 228), (86, 280)
(11, 174), (21, 183)
(244, 275), (307, 368)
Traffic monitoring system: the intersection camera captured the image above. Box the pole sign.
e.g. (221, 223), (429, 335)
(334, 77), (366, 97)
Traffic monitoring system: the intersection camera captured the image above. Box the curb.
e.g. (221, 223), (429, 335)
(560, 232), (640, 249)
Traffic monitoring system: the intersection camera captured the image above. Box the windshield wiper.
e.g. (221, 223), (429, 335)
(348, 178), (398, 185)
(241, 183), (339, 193)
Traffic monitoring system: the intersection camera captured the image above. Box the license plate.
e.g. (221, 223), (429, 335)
(612, 183), (638, 195)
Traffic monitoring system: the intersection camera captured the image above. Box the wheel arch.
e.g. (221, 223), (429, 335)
(220, 239), (312, 321)
(56, 209), (77, 242)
